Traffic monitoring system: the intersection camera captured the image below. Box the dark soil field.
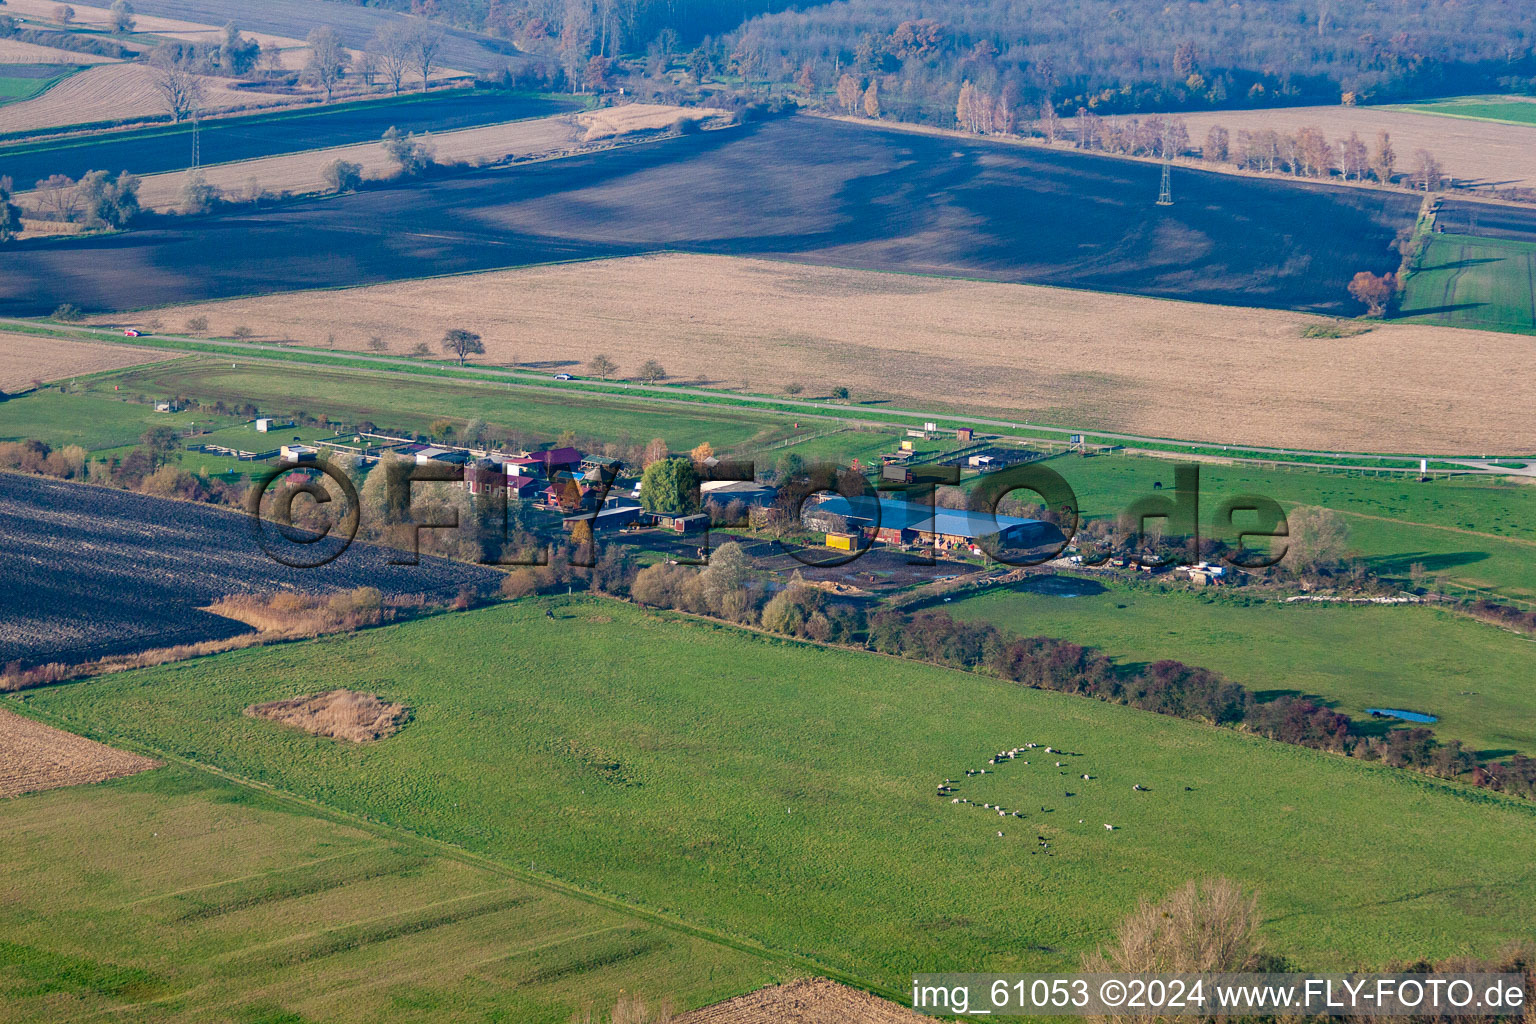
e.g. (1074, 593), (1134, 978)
(0, 91), (576, 187)
(120, 0), (524, 75)
(0, 117), (1418, 316)
(1437, 200), (1536, 244)
(0, 473), (501, 669)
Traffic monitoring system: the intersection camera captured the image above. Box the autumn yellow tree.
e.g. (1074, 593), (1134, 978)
(835, 73), (861, 114)
(862, 80), (880, 118)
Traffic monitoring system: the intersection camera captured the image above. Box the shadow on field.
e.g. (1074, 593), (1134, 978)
(1365, 550), (1489, 576)
(0, 117), (1419, 316)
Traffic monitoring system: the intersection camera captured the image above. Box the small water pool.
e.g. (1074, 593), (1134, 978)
(1367, 707), (1439, 724)
(1015, 575), (1108, 598)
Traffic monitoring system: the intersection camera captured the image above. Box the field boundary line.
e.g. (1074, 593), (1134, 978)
(1331, 508), (1536, 548)
(0, 700), (906, 1006)
(15, 317), (1533, 466)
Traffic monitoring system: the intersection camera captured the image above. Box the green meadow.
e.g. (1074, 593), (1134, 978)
(0, 766), (781, 1024)
(981, 452), (1536, 601)
(945, 579), (1536, 756)
(0, 387), (230, 452)
(12, 599), (1536, 997)
(1388, 96), (1536, 126)
(1399, 233), (1536, 335)
(82, 359), (807, 455)
(0, 66), (78, 106)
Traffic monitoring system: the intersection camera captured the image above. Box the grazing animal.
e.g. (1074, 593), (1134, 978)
(1184, 786), (1193, 791)
(996, 831), (1004, 837)
(1082, 774), (1091, 780)
(1064, 791), (1074, 797)
(951, 798), (960, 803)
(1132, 784), (1144, 791)
(1055, 761), (1063, 767)
(1104, 823), (1114, 830)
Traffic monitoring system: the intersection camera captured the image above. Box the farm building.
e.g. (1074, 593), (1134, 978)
(809, 496), (1056, 552)
(412, 446), (471, 466)
(700, 480), (776, 507)
(280, 444), (318, 464)
(563, 505), (643, 533)
(650, 512), (710, 533)
(521, 446), (582, 475)
(580, 454), (622, 475)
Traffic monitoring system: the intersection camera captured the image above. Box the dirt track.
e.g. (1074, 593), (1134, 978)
(120, 252), (1536, 455)
(0, 707), (159, 798)
(679, 979), (925, 1024)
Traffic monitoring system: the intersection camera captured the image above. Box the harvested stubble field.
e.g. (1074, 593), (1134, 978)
(131, 116), (586, 210)
(0, 116), (1418, 316)
(576, 103), (731, 140)
(0, 472), (502, 670)
(0, 706), (158, 797)
(126, 105), (714, 211)
(0, 91), (575, 190)
(114, 0), (523, 76)
(0, 332), (171, 393)
(1, 0), (223, 34)
(1175, 104), (1536, 188)
(0, 62), (300, 135)
(679, 978), (925, 1023)
(0, 39), (116, 65)
(125, 252), (1536, 454)
(0, 764), (781, 1022)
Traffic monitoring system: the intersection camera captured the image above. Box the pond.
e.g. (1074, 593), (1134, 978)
(1367, 708), (1439, 724)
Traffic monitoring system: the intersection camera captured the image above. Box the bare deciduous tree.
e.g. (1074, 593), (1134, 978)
(149, 46), (206, 123)
(33, 174), (81, 222)
(367, 24), (412, 95)
(407, 22), (445, 92)
(303, 25), (350, 102)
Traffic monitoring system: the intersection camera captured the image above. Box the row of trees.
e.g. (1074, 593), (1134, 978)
(139, 18), (446, 125)
(585, 353), (666, 383)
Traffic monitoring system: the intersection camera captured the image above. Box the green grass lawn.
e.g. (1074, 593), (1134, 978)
(945, 579), (1536, 756)
(1398, 233), (1536, 335)
(0, 765), (782, 1024)
(84, 360), (805, 455)
(0, 388), (238, 452)
(988, 452), (1536, 601)
(0, 66), (78, 106)
(1388, 96), (1536, 126)
(12, 599), (1536, 995)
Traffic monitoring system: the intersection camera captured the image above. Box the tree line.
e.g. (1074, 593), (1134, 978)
(724, 0), (1536, 120)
